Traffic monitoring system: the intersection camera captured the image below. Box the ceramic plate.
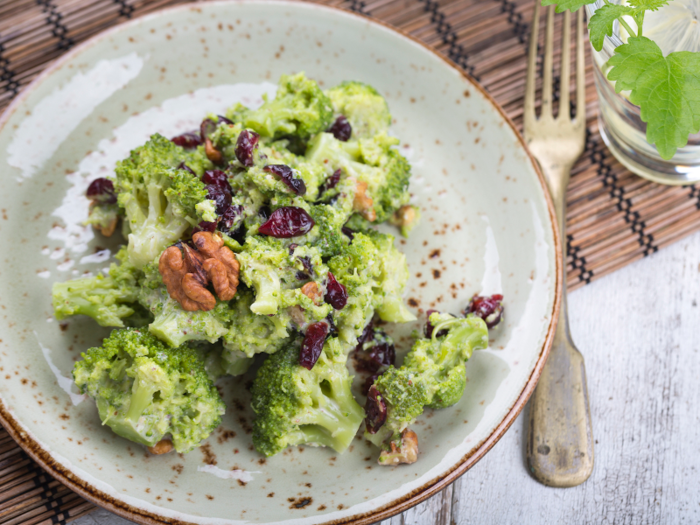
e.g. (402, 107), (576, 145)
(0, 2), (561, 523)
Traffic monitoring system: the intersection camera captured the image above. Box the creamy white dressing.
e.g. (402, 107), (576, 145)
(7, 53), (145, 180)
(34, 332), (87, 405)
(196, 464), (259, 482)
(79, 249), (111, 265)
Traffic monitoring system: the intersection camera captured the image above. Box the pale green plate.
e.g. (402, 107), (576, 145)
(0, 2), (561, 523)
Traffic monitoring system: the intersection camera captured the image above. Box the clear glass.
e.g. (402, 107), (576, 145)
(587, 1), (700, 185)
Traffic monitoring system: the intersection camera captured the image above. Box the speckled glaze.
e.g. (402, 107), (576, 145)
(0, 2), (561, 524)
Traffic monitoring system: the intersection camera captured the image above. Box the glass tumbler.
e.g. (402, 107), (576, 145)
(586, 0), (700, 185)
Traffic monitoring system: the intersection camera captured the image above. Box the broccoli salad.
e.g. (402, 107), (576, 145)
(52, 72), (504, 465)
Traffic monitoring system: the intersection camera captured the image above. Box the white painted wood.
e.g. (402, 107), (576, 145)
(75, 229), (700, 525)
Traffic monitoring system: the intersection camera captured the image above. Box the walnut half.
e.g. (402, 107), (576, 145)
(158, 233), (239, 311)
(192, 232), (240, 301)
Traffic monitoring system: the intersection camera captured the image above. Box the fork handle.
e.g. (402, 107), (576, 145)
(527, 313), (594, 486)
(526, 162), (595, 487)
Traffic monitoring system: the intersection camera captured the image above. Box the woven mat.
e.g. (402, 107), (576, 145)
(1, 0), (700, 523)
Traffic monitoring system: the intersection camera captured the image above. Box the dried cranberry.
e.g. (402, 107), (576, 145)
(298, 256), (313, 275)
(218, 205), (243, 234)
(200, 118), (218, 139)
(193, 221), (217, 234)
(178, 162), (197, 177)
(362, 374), (380, 396)
(424, 309), (447, 338)
(319, 169), (341, 197)
(217, 115), (234, 125)
(86, 178), (116, 204)
(259, 206), (271, 221)
(171, 131), (203, 149)
(465, 294), (504, 329)
(356, 342), (395, 374)
(299, 321), (330, 370)
(365, 385), (387, 433)
(235, 130), (259, 168)
(324, 272), (347, 310)
(327, 115), (352, 142)
(263, 164), (306, 196)
(206, 185), (232, 215)
(258, 207), (315, 238)
(355, 320), (375, 350)
(202, 170), (231, 192)
(341, 227), (355, 241)
(325, 314), (338, 336)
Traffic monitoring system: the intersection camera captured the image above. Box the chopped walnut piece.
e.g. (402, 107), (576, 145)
(205, 137), (223, 165)
(378, 429), (419, 466)
(391, 205), (416, 228)
(98, 216), (118, 237)
(353, 181), (376, 222)
(147, 439), (173, 455)
(201, 119), (224, 165)
(289, 305), (307, 329)
(301, 282), (323, 305)
(87, 202), (118, 237)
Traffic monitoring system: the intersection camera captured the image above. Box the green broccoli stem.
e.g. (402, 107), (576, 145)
(148, 311), (192, 347)
(126, 379), (157, 422)
(243, 103), (298, 138)
(100, 378), (160, 447)
(52, 276), (137, 327)
(297, 376), (364, 452)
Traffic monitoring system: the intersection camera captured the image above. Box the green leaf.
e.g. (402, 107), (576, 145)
(608, 36), (700, 159)
(607, 36), (663, 92)
(588, 4), (634, 52)
(540, 0), (594, 13)
(627, 0), (670, 11)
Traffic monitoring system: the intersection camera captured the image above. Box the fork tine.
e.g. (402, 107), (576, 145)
(524, 0), (540, 127)
(559, 9), (571, 120)
(542, 5), (555, 118)
(575, 8), (586, 127)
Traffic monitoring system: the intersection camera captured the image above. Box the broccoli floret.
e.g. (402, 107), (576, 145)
(52, 256), (141, 327)
(236, 236), (329, 315)
(305, 132), (411, 223)
(223, 289), (292, 359)
(326, 81), (392, 139)
(365, 230), (415, 323)
(230, 73), (333, 140)
(328, 231), (414, 347)
(251, 337), (364, 456)
(73, 328), (225, 453)
(138, 262), (233, 347)
(365, 314), (488, 447)
(115, 134), (215, 268)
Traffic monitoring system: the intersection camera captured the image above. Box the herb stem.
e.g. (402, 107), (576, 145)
(601, 0), (638, 38)
(618, 16), (637, 39)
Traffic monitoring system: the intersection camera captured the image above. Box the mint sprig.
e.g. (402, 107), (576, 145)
(608, 37), (700, 159)
(542, 0), (699, 160)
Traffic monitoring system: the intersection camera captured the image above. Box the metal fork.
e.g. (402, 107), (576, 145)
(524, 3), (594, 487)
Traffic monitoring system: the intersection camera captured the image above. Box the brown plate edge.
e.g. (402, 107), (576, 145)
(0, 1), (562, 524)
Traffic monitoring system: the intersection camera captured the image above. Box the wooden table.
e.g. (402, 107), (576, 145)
(74, 229), (700, 525)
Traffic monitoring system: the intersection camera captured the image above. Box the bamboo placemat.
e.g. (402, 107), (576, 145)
(1, 0), (699, 522)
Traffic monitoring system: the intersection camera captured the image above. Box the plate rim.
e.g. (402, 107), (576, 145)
(0, 1), (562, 523)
